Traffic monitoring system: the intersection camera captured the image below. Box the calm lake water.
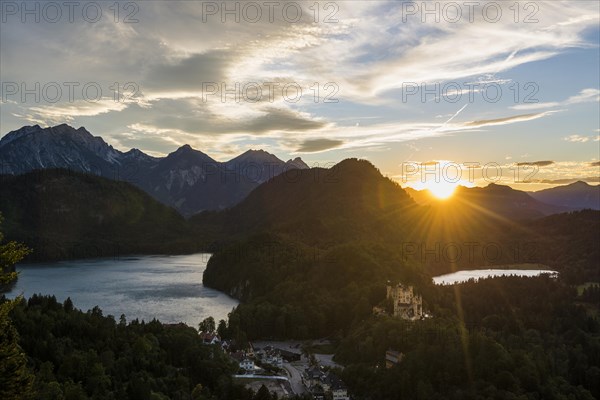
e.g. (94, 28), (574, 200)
(5, 253), (239, 326)
(433, 269), (558, 285)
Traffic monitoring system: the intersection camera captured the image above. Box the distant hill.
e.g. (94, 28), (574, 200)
(529, 181), (600, 210)
(191, 158), (418, 244)
(513, 210), (600, 282)
(404, 187), (434, 205)
(406, 183), (568, 220)
(0, 169), (197, 261)
(0, 124), (308, 216)
(453, 183), (569, 219)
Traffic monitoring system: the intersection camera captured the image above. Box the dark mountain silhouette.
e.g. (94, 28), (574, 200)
(529, 181), (600, 210)
(191, 158), (418, 244)
(0, 156), (594, 292)
(453, 183), (569, 219)
(0, 124), (309, 216)
(0, 169), (197, 261)
(224, 149), (308, 184)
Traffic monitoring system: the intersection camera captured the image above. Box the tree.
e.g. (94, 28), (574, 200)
(191, 384), (208, 400)
(0, 213), (34, 400)
(217, 319), (228, 339)
(0, 214), (31, 285)
(64, 297), (74, 313)
(254, 385), (274, 400)
(198, 316), (216, 333)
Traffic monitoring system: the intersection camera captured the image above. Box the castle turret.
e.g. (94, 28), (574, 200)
(386, 283), (424, 321)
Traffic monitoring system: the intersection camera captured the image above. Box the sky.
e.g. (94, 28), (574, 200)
(1, 0), (599, 190)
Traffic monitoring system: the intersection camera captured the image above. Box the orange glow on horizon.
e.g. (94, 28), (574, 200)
(424, 180), (458, 199)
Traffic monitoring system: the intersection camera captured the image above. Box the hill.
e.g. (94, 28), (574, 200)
(198, 159), (599, 312)
(529, 181), (600, 210)
(517, 209), (600, 282)
(192, 158), (418, 244)
(406, 183), (569, 219)
(0, 169), (197, 261)
(196, 159), (599, 341)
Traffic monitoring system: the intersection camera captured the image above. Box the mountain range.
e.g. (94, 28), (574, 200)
(1, 124), (597, 221)
(529, 181), (600, 210)
(1, 158), (597, 284)
(406, 180), (599, 218)
(0, 124), (308, 216)
(198, 158), (599, 304)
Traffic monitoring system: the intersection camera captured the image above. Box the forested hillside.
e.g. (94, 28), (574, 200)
(0, 169), (199, 261)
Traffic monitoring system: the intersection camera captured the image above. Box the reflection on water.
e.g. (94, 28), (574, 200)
(6, 253), (238, 326)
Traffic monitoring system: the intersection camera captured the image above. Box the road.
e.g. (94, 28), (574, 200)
(283, 362), (307, 395)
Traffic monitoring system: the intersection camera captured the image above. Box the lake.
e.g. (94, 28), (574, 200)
(5, 253), (239, 326)
(433, 268), (559, 285)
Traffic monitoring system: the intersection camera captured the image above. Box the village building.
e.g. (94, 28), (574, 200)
(199, 332), (221, 345)
(239, 358), (256, 371)
(385, 350), (404, 369)
(304, 367), (350, 400)
(322, 373), (350, 400)
(255, 346), (284, 368)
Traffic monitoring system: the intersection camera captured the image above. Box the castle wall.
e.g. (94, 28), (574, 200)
(386, 284), (424, 321)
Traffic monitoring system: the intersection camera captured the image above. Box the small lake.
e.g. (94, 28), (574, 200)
(433, 268), (558, 285)
(5, 253), (239, 326)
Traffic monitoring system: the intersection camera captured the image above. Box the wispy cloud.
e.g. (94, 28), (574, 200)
(296, 139), (344, 153)
(288, 108), (559, 154)
(564, 134), (600, 143)
(512, 88), (600, 111)
(516, 161), (555, 167)
(23, 99), (130, 125)
(463, 112), (558, 128)
(397, 160), (600, 189)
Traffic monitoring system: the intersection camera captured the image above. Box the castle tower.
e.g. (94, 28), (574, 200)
(386, 283), (424, 321)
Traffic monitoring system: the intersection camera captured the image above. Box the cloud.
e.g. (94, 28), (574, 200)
(463, 112), (557, 128)
(241, 108), (327, 134)
(23, 99), (130, 125)
(276, 107), (560, 154)
(397, 159), (600, 189)
(1, 1), (598, 157)
(134, 99), (328, 136)
(512, 88), (600, 111)
(339, 2), (599, 99)
(143, 50), (232, 97)
(510, 160), (600, 186)
(518, 177), (599, 184)
(564, 134), (600, 143)
(296, 139), (344, 153)
(566, 88), (600, 104)
(516, 161), (555, 167)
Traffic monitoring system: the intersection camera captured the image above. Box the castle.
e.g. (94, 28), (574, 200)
(386, 283), (423, 320)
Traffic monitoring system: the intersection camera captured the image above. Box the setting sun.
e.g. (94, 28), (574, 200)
(424, 180), (458, 200)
